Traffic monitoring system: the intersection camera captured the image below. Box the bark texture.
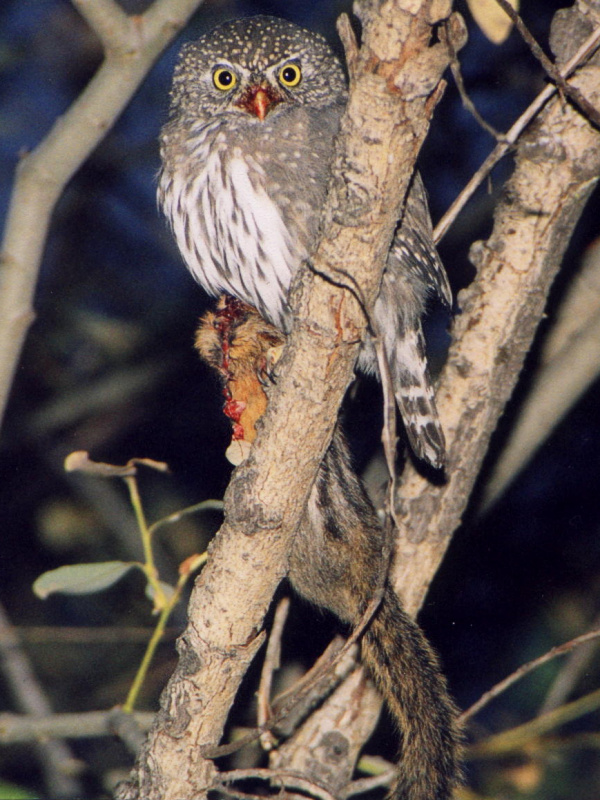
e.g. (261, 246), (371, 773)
(115, 1), (455, 798)
(116, 2), (600, 798)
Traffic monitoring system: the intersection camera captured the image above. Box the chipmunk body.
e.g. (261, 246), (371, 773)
(195, 298), (461, 800)
(291, 431), (459, 800)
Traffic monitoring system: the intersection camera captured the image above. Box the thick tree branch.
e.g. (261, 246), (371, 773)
(270, 666), (382, 795)
(117, 3), (600, 798)
(276, 6), (600, 790)
(115, 2), (453, 798)
(392, 6), (600, 614)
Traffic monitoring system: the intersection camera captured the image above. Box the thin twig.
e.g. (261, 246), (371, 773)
(270, 636), (352, 738)
(148, 498), (224, 537)
(210, 787), (268, 800)
(257, 596), (291, 750)
(445, 20), (504, 142)
(0, 709), (155, 744)
(275, 586), (382, 718)
(460, 627), (600, 723)
(213, 767), (339, 800)
(373, 329), (400, 533)
(468, 685), (600, 759)
(0, 602), (83, 797)
(342, 769), (395, 798)
(493, 0), (600, 128)
(0, 625), (179, 643)
(539, 608), (600, 714)
(434, 24), (600, 243)
(449, 59), (504, 141)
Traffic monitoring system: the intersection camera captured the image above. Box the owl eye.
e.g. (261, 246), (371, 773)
(213, 67), (237, 91)
(278, 62), (302, 88)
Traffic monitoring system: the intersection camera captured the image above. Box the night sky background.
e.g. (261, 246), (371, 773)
(1, 1), (600, 798)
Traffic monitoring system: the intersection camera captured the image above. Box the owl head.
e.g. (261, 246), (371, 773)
(168, 16), (347, 125)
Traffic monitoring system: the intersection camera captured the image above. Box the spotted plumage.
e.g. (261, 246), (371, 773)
(158, 15), (451, 468)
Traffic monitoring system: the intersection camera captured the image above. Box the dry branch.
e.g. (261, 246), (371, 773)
(461, 627), (600, 723)
(434, 21), (600, 243)
(270, 666), (382, 796)
(4, 0), (599, 797)
(117, 2), (600, 797)
(288, 4), (600, 790)
(393, 7), (600, 614)
(115, 1), (454, 797)
(0, 0), (206, 430)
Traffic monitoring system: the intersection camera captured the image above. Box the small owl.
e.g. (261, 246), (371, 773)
(158, 15), (451, 468)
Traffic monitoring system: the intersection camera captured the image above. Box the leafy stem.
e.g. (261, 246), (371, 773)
(33, 452), (219, 713)
(124, 474), (166, 612)
(123, 552), (208, 713)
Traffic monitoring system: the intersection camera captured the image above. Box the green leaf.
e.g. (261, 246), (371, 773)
(149, 499), (224, 537)
(0, 779), (39, 799)
(466, 0), (519, 45)
(33, 561), (139, 599)
(145, 580), (176, 607)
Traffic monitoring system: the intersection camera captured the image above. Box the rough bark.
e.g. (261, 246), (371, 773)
(115, 1), (455, 797)
(270, 3), (600, 792)
(393, 5), (600, 613)
(116, 2), (600, 798)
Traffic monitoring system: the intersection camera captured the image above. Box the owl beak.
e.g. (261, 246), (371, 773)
(236, 85), (282, 121)
(252, 88), (271, 121)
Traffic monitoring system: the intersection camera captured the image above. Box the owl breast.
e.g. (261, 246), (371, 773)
(159, 111), (335, 332)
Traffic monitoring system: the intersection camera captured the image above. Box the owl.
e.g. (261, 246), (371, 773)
(158, 15), (451, 468)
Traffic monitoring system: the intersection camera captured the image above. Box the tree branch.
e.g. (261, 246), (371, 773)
(114, 2), (600, 797)
(291, 11), (600, 784)
(493, 0), (600, 128)
(434, 22), (600, 243)
(0, 709), (155, 745)
(482, 239), (600, 508)
(0, 601), (83, 797)
(393, 5), (600, 615)
(0, 0), (206, 431)
(115, 1), (453, 797)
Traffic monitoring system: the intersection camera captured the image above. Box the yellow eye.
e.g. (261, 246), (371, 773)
(213, 67), (237, 91)
(278, 62), (302, 88)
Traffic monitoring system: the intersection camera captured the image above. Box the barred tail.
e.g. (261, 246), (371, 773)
(386, 322), (446, 470)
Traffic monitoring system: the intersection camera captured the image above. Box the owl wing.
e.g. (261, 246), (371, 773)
(376, 173), (451, 469)
(393, 173), (452, 308)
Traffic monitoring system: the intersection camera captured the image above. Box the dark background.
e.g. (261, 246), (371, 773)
(1, 1), (600, 797)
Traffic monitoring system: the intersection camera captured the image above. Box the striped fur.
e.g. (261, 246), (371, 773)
(291, 427), (461, 799)
(195, 303), (462, 800)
